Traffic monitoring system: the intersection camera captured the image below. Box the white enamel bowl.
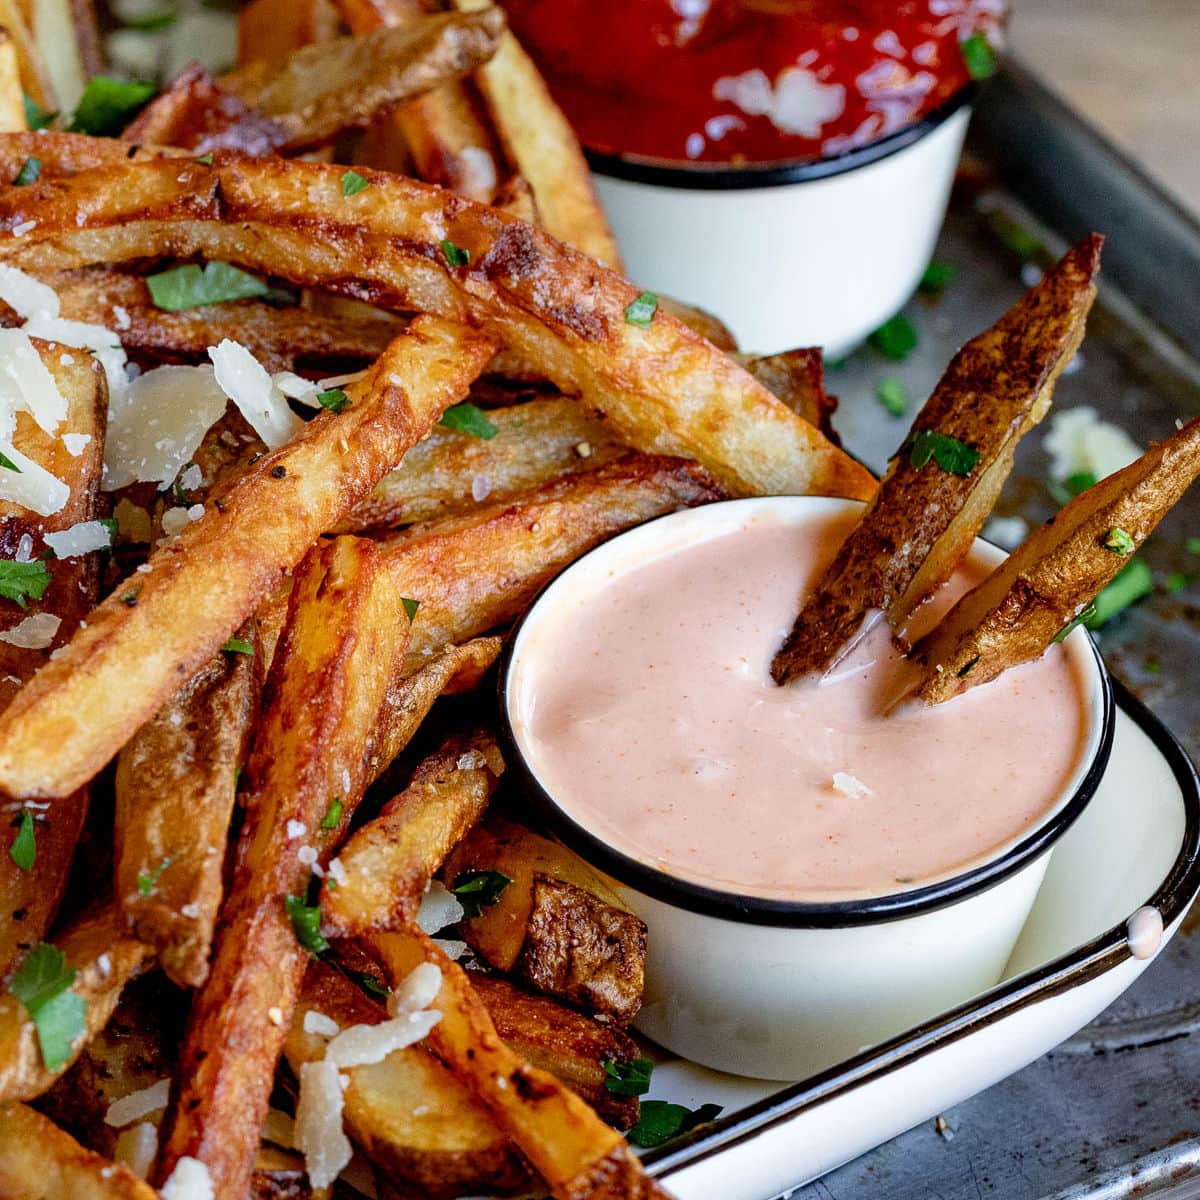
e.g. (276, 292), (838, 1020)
(500, 496), (1114, 1081)
(590, 94), (972, 357)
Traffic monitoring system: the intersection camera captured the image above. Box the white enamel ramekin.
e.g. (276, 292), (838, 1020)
(590, 93), (972, 358)
(500, 497), (1114, 1081)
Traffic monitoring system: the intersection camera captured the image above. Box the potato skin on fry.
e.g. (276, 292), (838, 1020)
(771, 236), (1102, 684)
(913, 417), (1200, 703)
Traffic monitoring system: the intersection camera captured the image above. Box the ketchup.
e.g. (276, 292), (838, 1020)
(500, 1), (1006, 165)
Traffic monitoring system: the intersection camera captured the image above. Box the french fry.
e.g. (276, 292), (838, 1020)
(771, 236), (1102, 684)
(378, 454), (719, 671)
(0, 149), (874, 501)
(370, 930), (672, 1200)
(0, 342), (105, 974)
(324, 731), (504, 937)
(0, 909), (151, 1102)
(18, 0), (98, 113)
(340, 396), (625, 531)
(0, 317), (496, 800)
(156, 535), (413, 1199)
(0, 1103), (159, 1199)
(0, 132), (183, 177)
(913, 418), (1200, 702)
(288, 962), (531, 1196)
(114, 628), (261, 989)
(443, 818), (646, 1025)
(238, 0), (340, 68)
(740, 347), (839, 445)
(659, 295), (738, 354)
(0, 28), (25, 133)
(0, 0), (53, 110)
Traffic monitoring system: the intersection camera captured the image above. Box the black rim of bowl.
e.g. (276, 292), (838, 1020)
(497, 499), (1116, 929)
(585, 83), (977, 191)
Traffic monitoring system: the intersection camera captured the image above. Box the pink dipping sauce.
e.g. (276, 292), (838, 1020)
(510, 506), (1092, 902)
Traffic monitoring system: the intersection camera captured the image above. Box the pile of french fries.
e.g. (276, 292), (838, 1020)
(0, 4), (1197, 1200)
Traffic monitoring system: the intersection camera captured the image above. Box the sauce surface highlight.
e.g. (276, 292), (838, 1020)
(511, 507), (1091, 901)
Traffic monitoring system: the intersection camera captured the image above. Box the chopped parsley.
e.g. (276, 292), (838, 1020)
(316, 388), (350, 414)
(146, 262), (270, 312)
(1102, 527), (1136, 556)
(10, 943), (85, 1072)
(869, 313), (918, 361)
(1052, 603), (1096, 644)
(348, 969), (390, 1000)
(439, 402), (498, 440)
(602, 1057), (653, 1097)
(286, 877), (329, 955)
(121, 10), (176, 32)
(876, 377), (908, 417)
(1050, 471), (1097, 505)
(440, 239), (470, 267)
(452, 870), (512, 919)
(12, 157), (41, 187)
(956, 655), (981, 679)
(960, 33), (998, 81)
(1084, 559), (1153, 629)
(9, 810), (35, 871)
(908, 429), (981, 476)
(320, 798), (344, 830)
(401, 597), (420, 622)
(194, 153), (214, 165)
(22, 95), (56, 130)
(137, 858), (171, 897)
(0, 451), (21, 472)
(99, 517), (119, 543)
(623, 291), (658, 328)
(628, 1101), (723, 1150)
(0, 560), (50, 608)
(1144, 654), (1162, 675)
(1187, 537), (1200, 557)
(1165, 571), (1191, 594)
(918, 261), (957, 294)
(341, 170), (369, 197)
(989, 211), (1043, 260)
(222, 636), (254, 655)
(68, 77), (157, 136)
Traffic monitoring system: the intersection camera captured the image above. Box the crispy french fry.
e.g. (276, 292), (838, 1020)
(0, 317), (496, 800)
(913, 418), (1200, 702)
(370, 930), (671, 1200)
(444, 818), (646, 1024)
(114, 628), (261, 989)
(238, 0), (340, 67)
(740, 347), (839, 445)
(324, 731), (504, 937)
(771, 236), (1102, 684)
(156, 535), (413, 1199)
(0, 28), (25, 133)
(0, 1103), (159, 1199)
(0, 132), (183, 176)
(658, 295), (738, 353)
(0, 0), (53, 110)
(340, 396), (625, 531)
(0, 149), (874, 501)
(19, 0), (96, 113)
(0, 342), (105, 973)
(452, 0), (621, 269)
(288, 962), (531, 1195)
(0, 909), (151, 1102)
(379, 454), (720, 672)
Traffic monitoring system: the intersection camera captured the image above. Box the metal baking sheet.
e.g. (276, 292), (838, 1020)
(786, 59), (1200, 1200)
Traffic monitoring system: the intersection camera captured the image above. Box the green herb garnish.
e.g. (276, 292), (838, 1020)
(1052, 603), (1096, 644)
(908, 429), (980, 476)
(68, 77), (157, 136)
(23, 95), (56, 130)
(1084, 559), (1154, 629)
(12, 158), (41, 187)
(869, 314), (918, 361)
(453, 870), (512, 920)
(628, 1101), (723, 1150)
(122, 10), (176, 31)
(147, 262), (270, 311)
(960, 33), (998, 81)
(341, 170), (369, 197)
(0, 451), (21, 473)
(195, 153), (214, 165)
(1165, 571), (1192, 594)
(320, 798), (344, 831)
(876, 377), (908, 417)
(1186, 537), (1200, 557)
(401, 597), (420, 622)
(10, 943), (85, 1072)
(316, 388), (350, 413)
(601, 1057), (653, 1097)
(623, 291), (658, 328)
(286, 877), (329, 955)
(221, 636), (254, 655)
(440, 239), (470, 267)
(918, 261), (957, 294)
(1144, 655), (1162, 675)
(9, 810), (35, 871)
(137, 858), (171, 897)
(439, 402), (498, 440)
(0, 560), (50, 608)
(348, 970), (390, 1000)
(1103, 527), (1136, 556)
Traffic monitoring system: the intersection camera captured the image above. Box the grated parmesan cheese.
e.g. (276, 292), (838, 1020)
(831, 771), (872, 800)
(326, 1008), (441, 1070)
(160, 1156), (215, 1200)
(388, 963), (442, 1016)
(0, 328), (68, 434)
(44, 519), (112, 558)
(1044, 407), (1140, 484)
(113, 1122), (158, 1180)
(61, 432), (91, 456)
(304, 1010), (340, 1038)
(105, 1078), (171, 1127)
(0, 441), (70, 516)
(161, 507), (192, 538)
(416, 880), (464, 934)
(0, 264), (59, 320)
(0, 612), (61, 649)
(295, 1059), (353, 1190)
(209, 340), (305, 449)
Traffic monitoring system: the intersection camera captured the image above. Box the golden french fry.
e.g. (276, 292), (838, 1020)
(0, 341), (105, 974)
(0, 28), (25, 133)
(0, 0), (53, 110)
(0, 1103), (159, 1199)
(324, 731), (504, 936)
(771, 236), (1102, 684)
(238, 0), (340, 67)
(0, 317), (496, 800)
(740, 347), (839, 444)
(341, 396), (625, 531)
(0, 149), (874, 501)
(114, 630), (261, 989)
(0, 910), (151, 1102)
(156, 535), (413, 1199)
(913, 417), (1200, 702)
(19, 0), (97, 114)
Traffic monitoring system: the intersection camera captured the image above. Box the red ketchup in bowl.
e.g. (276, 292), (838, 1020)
(500, 0), (1006, 165)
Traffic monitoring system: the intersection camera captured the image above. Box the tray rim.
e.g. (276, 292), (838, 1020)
(646, 676), (1200, 1179)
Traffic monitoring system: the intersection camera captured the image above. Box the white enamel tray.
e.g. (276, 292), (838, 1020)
(627, 679), (1200, 1200)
